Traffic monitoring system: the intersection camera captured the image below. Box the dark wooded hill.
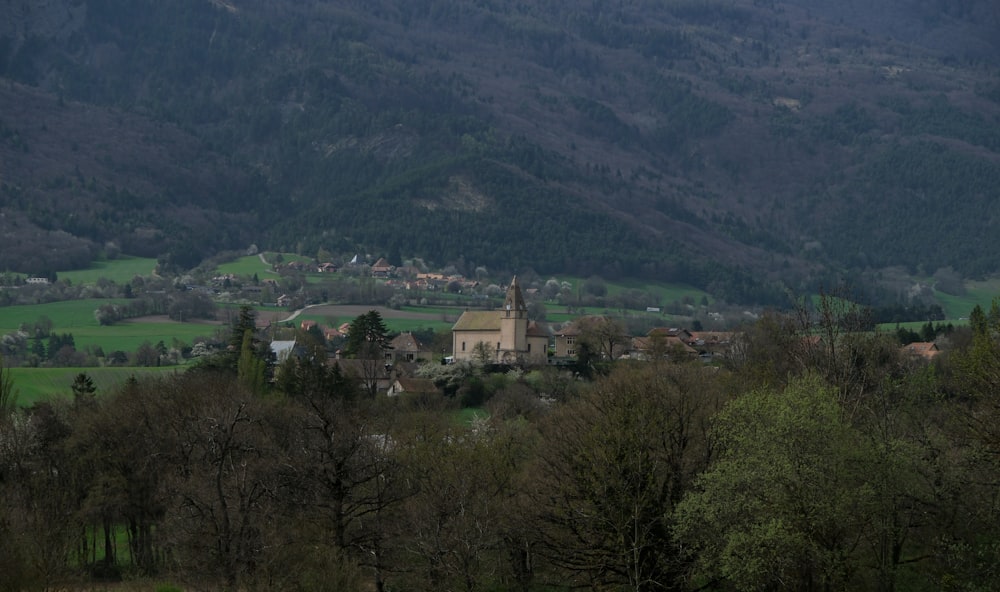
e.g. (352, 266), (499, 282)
(1, 0), (998, 304)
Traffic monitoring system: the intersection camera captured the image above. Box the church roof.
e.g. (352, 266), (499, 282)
(452, 310), (503, 331)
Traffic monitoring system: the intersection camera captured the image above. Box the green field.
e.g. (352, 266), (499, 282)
(292, 311), (455, 335)
(215, 255), (274, 276)
(9, 366), (185, 407)
(555, 275), (710, 305)
(934, 279), (1000, 320)
(70, 319), (222, 352)
(57, 256), (158, 284)
(0, 299), (119, 332)
(216, 252), (315, 277)
(0, 300), (221, 351)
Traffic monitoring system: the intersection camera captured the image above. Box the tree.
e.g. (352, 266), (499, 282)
(582, 275), (607, 298)
(133, 341), (159, 367)
(70, 373), (96, 406)
(237, 330), (267, 396)
(675, 375), (876, 591)
(154, 373), (288, 588)
(532, 363), (724, 591)
(345, 311), (390, 359)
(224, 305), (260, 365)
(0, 354), (17, 416)
(577, 316), (628, 361)
(345, 310), (391, 397)
(472, 340), (495, 366)
(391, 414), (530, 591)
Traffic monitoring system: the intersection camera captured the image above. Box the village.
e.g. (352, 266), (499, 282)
(259, 271), (943, 399)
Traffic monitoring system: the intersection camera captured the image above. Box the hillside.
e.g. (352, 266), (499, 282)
(2, 0), (999, 304)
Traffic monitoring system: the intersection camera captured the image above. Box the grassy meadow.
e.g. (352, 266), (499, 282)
(57, 256), (158, 284)
(9, 366), (185, 407)
(0, 299), (122, 333)
(934, 279), (1000, 320)
(215, 254), (273, 276)
(556, 275), (709, 305)
(0, 299), (221, 352)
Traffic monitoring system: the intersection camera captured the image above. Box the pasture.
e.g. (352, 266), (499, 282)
(0, 299), (117, 333)
(0, 300), (221, 352)
(555, 275), (710, 305)
(57, 256), (158, 284)
(9, 366), (185, 407)
(215, 254), (274, 276)
(291, 304), (459, 334)
(935, 279), (1000, 320)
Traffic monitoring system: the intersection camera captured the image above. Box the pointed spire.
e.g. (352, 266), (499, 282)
(503, 275), (526, 312)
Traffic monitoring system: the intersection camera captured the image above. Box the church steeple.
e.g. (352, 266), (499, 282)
(503, 275), (527, 317)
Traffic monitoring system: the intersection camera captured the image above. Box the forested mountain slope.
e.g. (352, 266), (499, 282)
(1, 0), (998, 303)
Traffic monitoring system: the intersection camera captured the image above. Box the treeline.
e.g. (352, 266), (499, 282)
(4, 301), (1000, 590)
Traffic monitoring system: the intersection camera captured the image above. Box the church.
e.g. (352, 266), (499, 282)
(451, 276), (549, 365)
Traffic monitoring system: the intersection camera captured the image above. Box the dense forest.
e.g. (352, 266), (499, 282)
(1, 0), (999, 304)
(4, 300), (1000, 590)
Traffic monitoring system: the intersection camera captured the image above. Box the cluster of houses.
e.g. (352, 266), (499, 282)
(263, 276), (944, 397)
(267, 277), (739, 396)
(449, 276), (736, 366)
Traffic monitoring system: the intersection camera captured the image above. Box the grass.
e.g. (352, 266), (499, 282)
(0, 299), (118, 332)
(214, 251), (312, 275)
(0, 300), (221, 351)
(555, 275), (710, 305)
(69, 319), (221, 352)
(453, 406), (487, 426)
(215, 255), (273, 277)
(934, 279), (1000, 320)
(385, 318), (456, 333)
(57, 256), (158, 285)
(10, 366), (184, 407)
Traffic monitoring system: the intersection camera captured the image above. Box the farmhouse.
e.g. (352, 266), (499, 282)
(451, 276), (548, 365)
(386, 331), (433, 363)
(901, 341), (940, 360)
(387, 377), (441, 397)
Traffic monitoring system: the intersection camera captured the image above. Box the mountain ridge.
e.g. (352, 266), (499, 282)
(2, 0), (999, 303)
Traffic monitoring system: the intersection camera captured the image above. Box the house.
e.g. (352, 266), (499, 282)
(552, 320), (584, 358)
(647, 327), (694, 342)
(451, 276), (549, 365)
(387, 377), (442, 397)
(327, 358), (422, 395)
(552, 316), (629, 360)
(630, 333), (698, 360)
(902, 341), (940, 360)
(270, 339), (298, 363)
(687, 331), (736, 360)
(328, 358), (395, 394)
(386, 332), (433, 363)
(317, 262), (338, 273)
(371, 257), (394, 278)
(300, 320), (317, 332)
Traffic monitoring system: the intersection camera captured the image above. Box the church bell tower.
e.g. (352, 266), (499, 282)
(499, 276), (528, 360)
